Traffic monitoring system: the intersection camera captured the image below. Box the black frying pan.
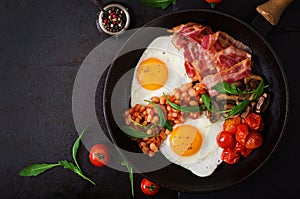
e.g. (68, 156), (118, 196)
(102, 10), (289, 192)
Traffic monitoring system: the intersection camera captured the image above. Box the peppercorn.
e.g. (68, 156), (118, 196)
(101, 6), (127, 33)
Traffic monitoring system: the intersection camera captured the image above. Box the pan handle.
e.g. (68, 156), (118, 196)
(256, 0), (293, 25)
(252, 0), (293, 36)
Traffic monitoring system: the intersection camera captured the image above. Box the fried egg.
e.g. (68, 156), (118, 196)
(130, 35), (191, 107)
(160, 116), (224, 177)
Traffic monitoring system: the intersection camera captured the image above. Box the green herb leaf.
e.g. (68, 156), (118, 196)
(252, 80), (265, 100)
(163, 93), (204, 113)
(212, 80), (266, 97)
(140, 0), (176, 9)
(72, 128), (86, 170)
(145, 100), (167, 128)
(226, 100), (250, 118)
(58, 160), (96, 185)
(212, 82), (239, 95)
(164, 120), (173, 131)
(58, 160), (81, 174)
(201, 94), (212, 111)
(121, 125), (155, 139)
(19, 163), (60, 177)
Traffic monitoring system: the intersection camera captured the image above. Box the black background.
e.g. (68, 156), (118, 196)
(1, 0), (299, 198)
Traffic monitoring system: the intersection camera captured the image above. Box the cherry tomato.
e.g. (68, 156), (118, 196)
(205, 0), (222, 3)
(89, 144), (110, 167)
(221, 148), (240, 164)
(244, 113), (262, 131)
(205, 0), (222, 8)
(140, 178), (160, 196)
(216, 131), (236, 149)
(245, 131), (263, 149)
(223, 116), (242, 133)
(235, 124), (249, 145)
(234, 142), (253, 157)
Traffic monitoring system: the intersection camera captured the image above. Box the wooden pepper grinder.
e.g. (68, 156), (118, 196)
(256, 0), (293, 25)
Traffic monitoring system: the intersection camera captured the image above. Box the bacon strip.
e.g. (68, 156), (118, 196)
(169, 22), (253, 96)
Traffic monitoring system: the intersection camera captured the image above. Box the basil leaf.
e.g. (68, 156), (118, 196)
(19, 163), (60, 177)
(140, 0), (176, 9)
(226, 100), (250, 118)
(72, 128), (86, 170)
(121, 125), (154, 139)
(163, 93), (204, 113)
(252, 80), (264, 100)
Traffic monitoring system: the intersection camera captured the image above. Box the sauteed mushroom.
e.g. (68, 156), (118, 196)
(255, 93), (270, 114)
(206, 100), (221, 123)
(244, 75), (263, 90)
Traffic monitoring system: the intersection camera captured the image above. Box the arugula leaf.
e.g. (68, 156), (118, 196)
(121, 125), (155, 139)
(121, 160), (134, 197)
(110, 148), (135, 197)
(19, 129), (96, 185)
(252, 80), (265, 100)
(145, 100), (166, 127)
(163, 93), (204, 113)
(201, 94), (212, 112)
(19, 163), (60, 177)
(58, 160), (96, 185)
(212, 82), (239, 95)
(226, 100), (250, 118)
(212, 80), (267, 97)
(140, 0), (177, 9)
(164, 120), (173, 131)
(72, 128), (86, 170)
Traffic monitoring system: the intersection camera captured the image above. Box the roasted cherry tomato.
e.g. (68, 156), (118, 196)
(216, 131), (236, 149)
(221, 148), (240, 165)
(205, 0), (222, 8)
(205, 0), (222, 3)
(140, 178), (160, 196)
(245, 131), (263, 149)
(244, 113), (262, 131)
(89, 144), (110, 167)
(223, 116), (242, 133)
(235, 124), (249, 145)
(234, 142), (253, 157)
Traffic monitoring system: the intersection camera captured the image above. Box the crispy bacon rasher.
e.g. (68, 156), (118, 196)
(169, 22), (253, 96)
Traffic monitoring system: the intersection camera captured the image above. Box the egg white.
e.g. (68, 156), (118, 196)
(159, 116), (224, 177)
(130, 35), (191, 107)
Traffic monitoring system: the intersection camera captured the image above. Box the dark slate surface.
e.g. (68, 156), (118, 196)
(1, 0), (299, 198)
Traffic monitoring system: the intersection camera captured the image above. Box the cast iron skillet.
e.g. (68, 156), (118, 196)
(102, 10), (289, 192)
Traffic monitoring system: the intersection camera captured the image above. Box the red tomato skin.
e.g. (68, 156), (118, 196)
(216, 131), (236, 149)
(235, 124), (249, 145)
(245, 131), (263, 149)
(223, 117), (242, 133)
(140, 178), (160, 196)
(244, 113), (262, 131)
(89, 144), (110, 167)
(221, 148), (240, 165)
(205, 0), (222, 3)
(234, 142), (253, 157)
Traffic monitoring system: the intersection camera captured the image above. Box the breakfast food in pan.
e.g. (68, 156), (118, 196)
(122, 22), (269, 177)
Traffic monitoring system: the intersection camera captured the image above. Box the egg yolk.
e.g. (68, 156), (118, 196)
(136, 57), (168, 90)
(169, 124), (202, 156)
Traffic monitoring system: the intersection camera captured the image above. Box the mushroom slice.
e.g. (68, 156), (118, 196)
(206, 100), (221, 123)
(255, 93), (270, 114)
(215, 94), (237, 104)
(244, 75), (263, 90)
